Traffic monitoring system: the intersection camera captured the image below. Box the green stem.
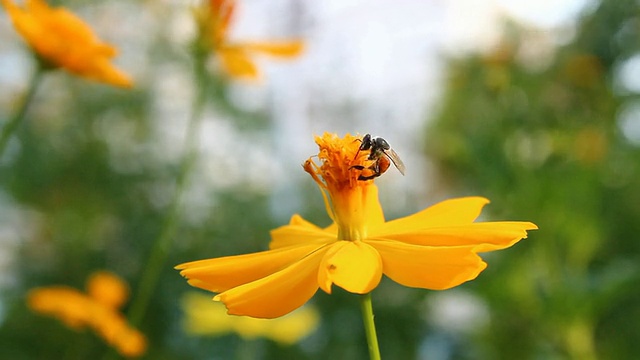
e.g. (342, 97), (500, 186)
(360, 293), (381, 360)
(0, 64), (45, 158)
(126, 54), (209, 329)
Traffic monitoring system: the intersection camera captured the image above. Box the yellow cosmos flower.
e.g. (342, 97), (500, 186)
(27, 271), (146, 357)
(201, 0), (304, 80)
(182, 291), (319, 345)
(177, 133), (538, 319)
(2, 0), (132, 88)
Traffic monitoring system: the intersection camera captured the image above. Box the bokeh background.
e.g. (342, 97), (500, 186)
(1, 0), (640, 359)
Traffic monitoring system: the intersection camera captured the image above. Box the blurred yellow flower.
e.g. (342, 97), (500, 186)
(197, 0), (304, 80)
(27, 271), (146, 358)
(182, 291), (319, 345)
(2, 0), (132, 87)
(177, 133), (537, 319)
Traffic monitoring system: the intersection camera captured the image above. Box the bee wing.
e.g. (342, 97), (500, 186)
(384, 148), (405, 175)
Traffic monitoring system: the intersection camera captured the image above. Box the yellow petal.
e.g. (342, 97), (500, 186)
(27, 287), (94, 328)
(40, 4), (99, 45)
(176, 243), (325, 293)
(86, 271), (129, 309)
(288, 213), (319, 227)
(111, 327), (147, 357)
(182, 291), (319, 344)
(367, 240), (487, 290)
(97, 313), (146, 357)
(318, 241), (382, 294)
(269, 214), (335, 249)
(88, 61), (133, 88)
(240, 40), (305, 58)
(2, 0), (133, 88)
(267, 305), (320, 345)
(217, 46), (260, 80)
(379, 221), (537, 250)
(181, 292), (234, 335)
(214, 248), (327, 318)
(26, 0), (49, 16)
(373, 197), (490, 236)
(210, 0), (235, 41)
(323, 222), (338, 233)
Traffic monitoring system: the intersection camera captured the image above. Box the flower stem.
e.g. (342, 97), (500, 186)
(0, 63), (45, 158)
(359, 293), (381, 360)
(126, 53), (209, 329)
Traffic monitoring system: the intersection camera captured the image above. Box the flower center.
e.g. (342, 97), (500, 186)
(304, 133), (385, 241)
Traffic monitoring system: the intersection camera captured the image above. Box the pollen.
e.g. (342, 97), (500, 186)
(304, 133), (372, 190)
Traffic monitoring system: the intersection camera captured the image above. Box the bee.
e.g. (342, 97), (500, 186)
(351, 133), (405, 180)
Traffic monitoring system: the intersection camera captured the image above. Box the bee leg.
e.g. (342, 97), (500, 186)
(351, 165), (373, 180)
(358, 174), (378, 181)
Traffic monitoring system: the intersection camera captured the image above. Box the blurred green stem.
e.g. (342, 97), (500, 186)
(126, 53), (209, 328)
(360, 293), (381, 360)
(0, 63), (44, 158)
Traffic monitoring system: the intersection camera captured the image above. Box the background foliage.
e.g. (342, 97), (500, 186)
(426, 0), (640, 358)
